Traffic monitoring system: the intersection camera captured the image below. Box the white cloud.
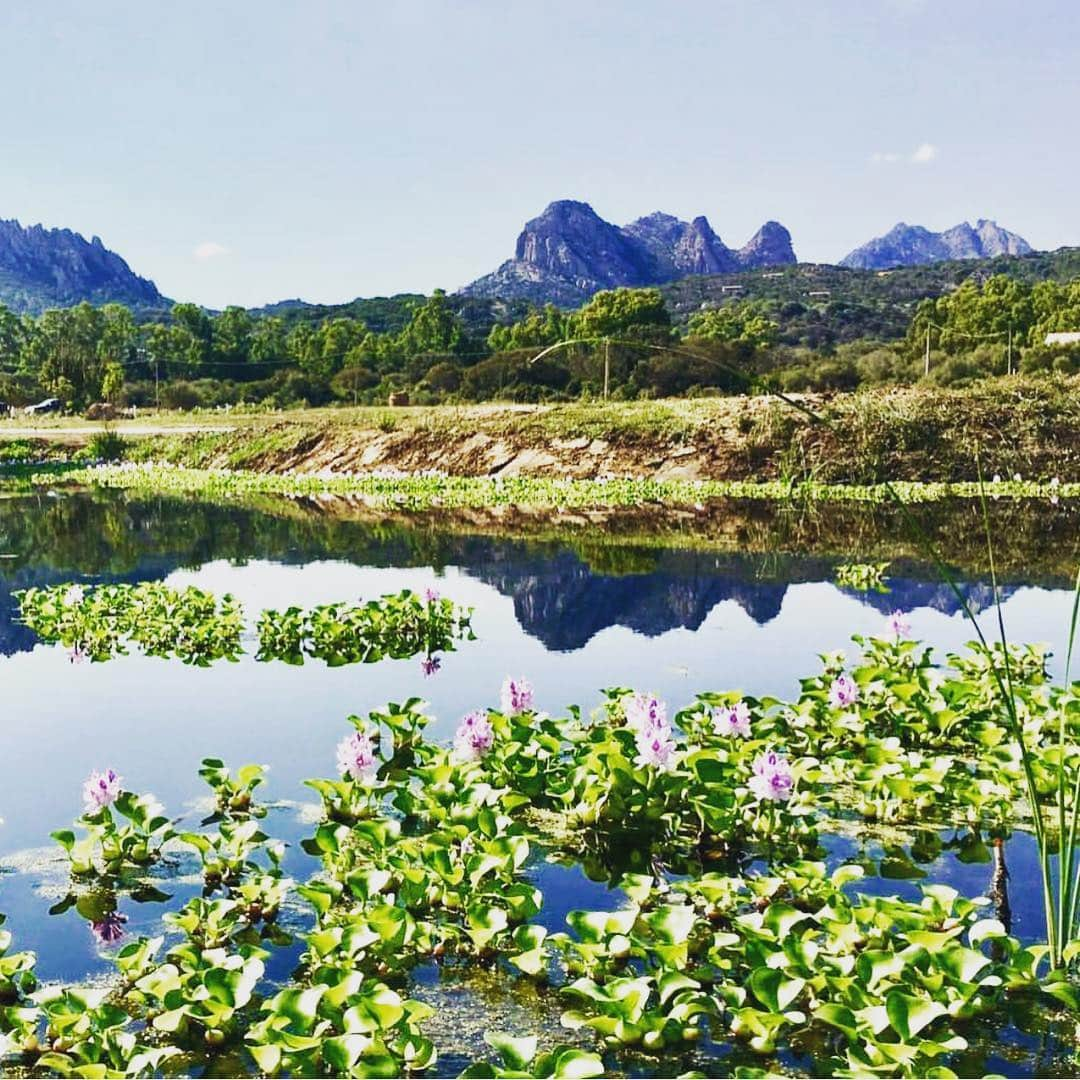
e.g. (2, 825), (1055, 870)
(193, 241), (230, 260)
(869, 143), (938, 166)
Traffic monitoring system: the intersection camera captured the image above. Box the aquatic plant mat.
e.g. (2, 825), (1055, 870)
(3, 620), (1080, 1076)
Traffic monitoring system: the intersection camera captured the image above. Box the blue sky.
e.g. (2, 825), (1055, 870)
(0, 1), (1076, 308)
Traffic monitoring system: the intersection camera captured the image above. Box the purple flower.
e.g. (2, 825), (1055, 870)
(420, 655), (441, 676)
(748, 750), (794, 803)
(828, 673), (859, 709)
(336, 730), (379, 784)
(69, 643), (86, 665)
(90, 911), (127, 944)
(500, 676), (534, 716)
(424, 587), (440, 604)
(83, 769), (122, 814)
(633, 724), (677, 773)
(454, 710), (495, 761)
(623, 692), (667, 734)
(886, 610), (911, 639)
(713, 700), (751, 738)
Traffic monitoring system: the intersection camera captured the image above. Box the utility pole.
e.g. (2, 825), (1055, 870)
(1007, 323), (1013, 375)
(155, 356), (160, 411)
(603, 338), (610, 401)
(924, 322), (931, 378)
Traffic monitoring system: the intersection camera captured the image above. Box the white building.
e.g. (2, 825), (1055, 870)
(1045, 331), (1080, 346)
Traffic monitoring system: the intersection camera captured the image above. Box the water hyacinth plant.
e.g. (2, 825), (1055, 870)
(256, 589), (474, 666)
(0, 649), (1078, 1076)
(18, 583), (474, 671)
(53, 771), (173, 878)
(835, 561), (890, 591)
(17, 581), (244, 665)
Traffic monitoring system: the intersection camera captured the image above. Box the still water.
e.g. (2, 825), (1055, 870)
(1, 489), (1078, 1074)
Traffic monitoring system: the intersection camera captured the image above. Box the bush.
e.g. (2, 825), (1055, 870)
(160, 381), (205, 411)
(85, 428), (128, 462)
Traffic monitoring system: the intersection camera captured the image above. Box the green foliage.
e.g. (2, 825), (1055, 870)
(257, 590), (474, 666)
(17, 582), (474, 670)
(835, 561), (889, 591)
(687, 302), (779, 349)
(16, 581), (244, 665)
(42, 460), (1080, 509)
(2, 626), (1080, 1075)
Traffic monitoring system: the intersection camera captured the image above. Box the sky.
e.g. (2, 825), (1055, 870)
(0, 0), (1076, 308)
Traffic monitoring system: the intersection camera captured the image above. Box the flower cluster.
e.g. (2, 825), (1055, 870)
(624, 692), (677, 773)
(886, 610), (911, 639)
(91, 911), (128, 945)
(420, 655), (441, 677)
(454, 710), (495, 761)
(748, 750), (794, 803)
(83, 769), (122, 814)
(623, 692), (667, 734)
(64, 584), (85, 606)
(336, 730), (379, 784)
(828, 673), (859, 709)
(713, 700), (752, 738)
(500, 676), (533, 716)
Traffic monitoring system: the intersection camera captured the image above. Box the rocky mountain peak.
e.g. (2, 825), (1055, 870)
(736, 221), (797, 269)
(461, 201), (796, 305)
(840, 219), (1032, 270)
(0, 217), (165, 313)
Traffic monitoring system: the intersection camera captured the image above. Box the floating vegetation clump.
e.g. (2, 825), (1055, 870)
(2, 631), (1080, 1076)
(835, 560), (890, 591)
(21, 460), (1080, 509)
(16, 583), (474, 670)
(257, 589), (474, 667)
(16, 581), (244, 665)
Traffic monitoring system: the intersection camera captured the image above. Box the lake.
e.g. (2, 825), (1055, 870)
(1, 488), (1078, 1075)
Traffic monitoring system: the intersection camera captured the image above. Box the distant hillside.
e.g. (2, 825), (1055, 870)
(840, 220), (1032, 270)
(459, 200), (797, 306)
(661, 246), (1080, 348)
(248, 292), (532, 339)
(0, 218), (167, 314)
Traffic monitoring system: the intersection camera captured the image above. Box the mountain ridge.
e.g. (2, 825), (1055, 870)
(0, 217), (166, 314)
(460, 200), (797, 306)
(840, 219), (1032, 270)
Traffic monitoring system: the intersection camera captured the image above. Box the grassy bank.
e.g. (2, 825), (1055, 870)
(4, 378), (1080, 484)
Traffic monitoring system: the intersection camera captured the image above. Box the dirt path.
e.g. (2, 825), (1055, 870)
(0, 424), (236, 443)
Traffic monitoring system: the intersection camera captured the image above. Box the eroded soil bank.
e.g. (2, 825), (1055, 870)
(5, 379), (1080, 483)
(133, 381), (1080, 483)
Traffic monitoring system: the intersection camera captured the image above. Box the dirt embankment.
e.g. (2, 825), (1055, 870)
(133, 380), (1080, 484)
(6, 380), (1080, 484)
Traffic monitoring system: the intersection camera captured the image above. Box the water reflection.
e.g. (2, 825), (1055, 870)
(0, 490), (1056, 656)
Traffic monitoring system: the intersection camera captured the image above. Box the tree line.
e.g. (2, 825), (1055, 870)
(1, 274), (1079, 411)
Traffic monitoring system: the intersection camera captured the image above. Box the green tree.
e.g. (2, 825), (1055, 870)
(398, 290), (464, 356)
(568, 288), (672, 343)
(213, 306), (254, 372)
(487, 304), (568, 352)
(686, 303), (779, 350)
